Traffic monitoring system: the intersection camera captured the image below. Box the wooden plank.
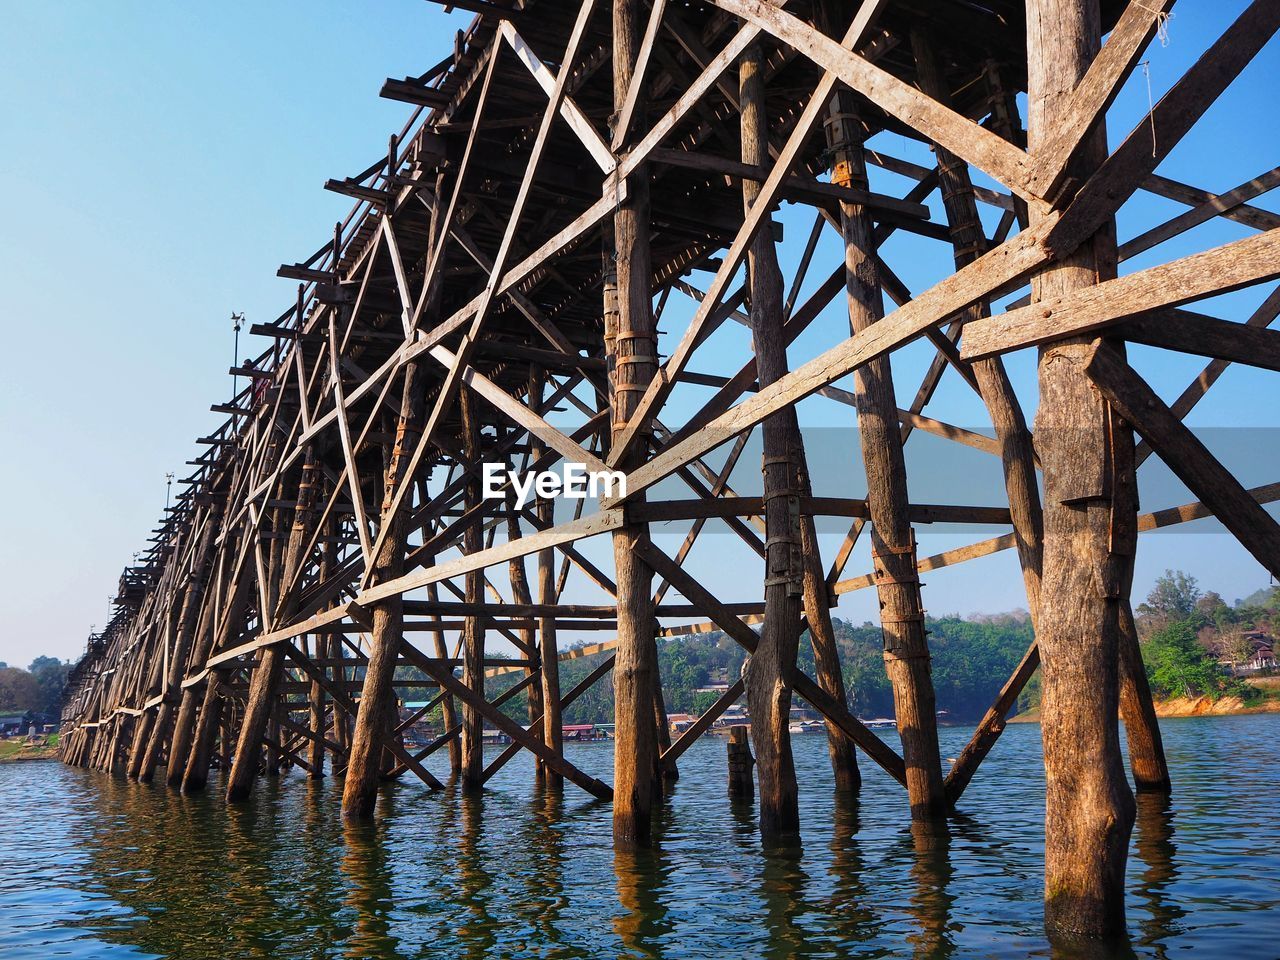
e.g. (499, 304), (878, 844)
(499, 21), (615, 174)
(395, 640), (613, 800)
(961, 228), (1280, 360)
(1120, 167), (1280, 260)
(1117, 309), (1280, 372)
(1027, 0), (1177, 203)
(358, 510), (625, 606)
(708, 0), (1039, 203)
(1143, 172), (1280, 232)
(1084, 341), (1280, 579)
(632, 538), (908, 786)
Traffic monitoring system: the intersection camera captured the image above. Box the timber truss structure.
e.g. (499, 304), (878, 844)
(60, 0), (1280, 901)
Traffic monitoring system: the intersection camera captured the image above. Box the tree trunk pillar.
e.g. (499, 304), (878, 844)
(1027, 0), (1136, 937)
(826, 92), (946, 824)
(608, 0), (661, 850)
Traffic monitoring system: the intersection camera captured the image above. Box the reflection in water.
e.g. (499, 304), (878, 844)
(612, 835), (672, 958)
(825, 789), (877, 947)
(1130, 792), (1183, 960)
(2, 720), (1279, 959)
(518, 787), (568, 949)
(906, 821), (955, 960)
(341, 802), (408, 960)
(759, 838), (811, 960)
(455, 792), (497, 959)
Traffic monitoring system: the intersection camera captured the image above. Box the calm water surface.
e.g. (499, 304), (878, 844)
(2, 716), (1277, 959)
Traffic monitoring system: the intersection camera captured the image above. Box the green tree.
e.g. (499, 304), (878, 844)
(1141, 621), (1238, 700)
(29, 657), (70, 715)
(0, 668), (40, 713)
(1139, 570), (1202, 620)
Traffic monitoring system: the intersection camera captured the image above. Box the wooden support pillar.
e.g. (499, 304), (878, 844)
(344, 361), (426, 818)
(908, 33), (1062, 806)
(228, 455), (319, 803)
(140, 513), (221, 783)
(505, 472), (542, 784)
(740, 42), (803, 837)
(1027, 0), (1135, 937)
(826, 93), (945, 824)
(531, 369), (564, 790)
(307, 638), (327, 778)
(1118, 602), (1170, 792)
(609, 0), (662, 850)
(182, 671), (225, 793)
(333, 635), (353, 766)
(126, 704), (157, 781)
(266, 706), (282, 776)
(459, 387), (487, 793)
(727, 725), (755, 798)
(424, 578), (459, 777)
(174, 562), (251, 790)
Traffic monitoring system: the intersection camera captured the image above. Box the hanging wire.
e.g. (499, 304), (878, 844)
(1140, 61), (1157, 158)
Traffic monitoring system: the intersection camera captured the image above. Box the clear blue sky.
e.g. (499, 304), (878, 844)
(0, 1), (1275, 666)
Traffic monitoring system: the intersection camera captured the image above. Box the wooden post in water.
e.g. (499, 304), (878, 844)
(609, 0), (661, 850)
(531, 368), (563, 790)
(826, 92), (945, 825)
(1026, 0), (1135, 937)
(740, 41), (803, 837)
(228, 455), (317, 802)
(459, 386), (487, 794)
(727, 725), (755, 799)
(344, 361), (426, 817)
(182, 670), (225, 793)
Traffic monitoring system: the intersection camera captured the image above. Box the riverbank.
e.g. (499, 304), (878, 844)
(0, 734), (59, 763)
(1011, 676), (1280, 723)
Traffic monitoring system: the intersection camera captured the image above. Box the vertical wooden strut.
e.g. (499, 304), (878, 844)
(125, 612), (171, 779)
(1026, 0), (1135, 937)
(344, 361), (426, 817)
(740, 42), (803, 837)
(609, 0), (661, 851)
(227, 454), (319, 802)
(426, 573), (460, 776)
(459, 387), (487, 793)
(908, 33), (1048, 806)
(1118, 605), (1170, 792)
(182, 562), (253, 792)
(826, 94), (945, 824)
(139, 508), (221, 783)
(506, 476), (542, 783)
(531, 369), (564, 790)
(308, 518), (337, 779)
(167, 544), (233, 787)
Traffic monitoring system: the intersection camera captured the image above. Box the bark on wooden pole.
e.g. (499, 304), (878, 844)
(459, 386), (487, 794)
(1027, 0), (1136, 937)
(531, 368), (564, 790)
(826, 91), (946, 824)
(609, 0), (662, 850)
(227, 456), (318, 803)
(740, 41), (803, 837)
(344, 361), (426, 817)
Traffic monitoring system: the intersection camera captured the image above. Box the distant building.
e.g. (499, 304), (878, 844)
(562, 724), (605, 741)
(0, 711), (52, 737)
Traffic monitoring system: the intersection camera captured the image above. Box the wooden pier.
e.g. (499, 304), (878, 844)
(59, 0), (1280, 939)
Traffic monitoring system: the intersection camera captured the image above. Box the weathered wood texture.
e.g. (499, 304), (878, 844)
(58, 0), (1280, 930)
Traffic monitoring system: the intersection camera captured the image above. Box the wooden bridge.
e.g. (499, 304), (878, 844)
(58, 0), (1280, 939)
